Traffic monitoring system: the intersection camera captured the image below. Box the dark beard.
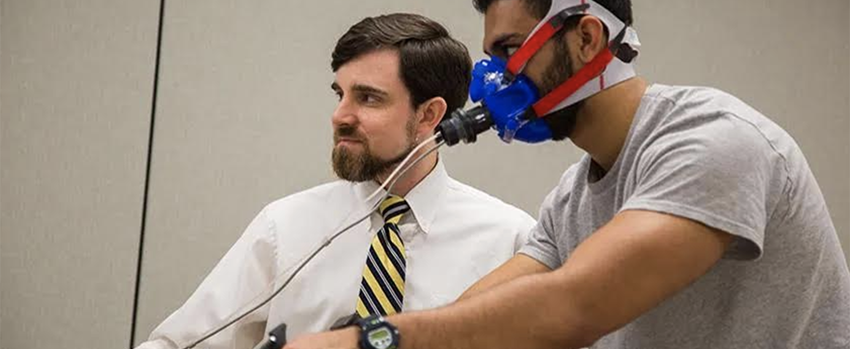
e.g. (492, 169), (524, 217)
(541, 102), (581, 141)
(537, 35), (583, 141)
(331, 122), (417, 182)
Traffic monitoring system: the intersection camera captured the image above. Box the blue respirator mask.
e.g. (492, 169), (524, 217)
(468, 56), (552, 143)
(437, 0), (640, 146)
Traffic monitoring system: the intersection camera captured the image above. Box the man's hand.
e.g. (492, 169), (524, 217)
(283, 327), (359, 349)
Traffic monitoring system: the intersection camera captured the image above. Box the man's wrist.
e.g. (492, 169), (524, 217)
(355, 315), (400, 349)
(340, 327), (360, 348)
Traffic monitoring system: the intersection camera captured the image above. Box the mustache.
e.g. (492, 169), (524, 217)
(334, 125), (365, 142)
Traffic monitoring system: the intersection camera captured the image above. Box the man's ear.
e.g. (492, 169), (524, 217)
(575, 15), (608, 65)
(415, 96), (448, 135)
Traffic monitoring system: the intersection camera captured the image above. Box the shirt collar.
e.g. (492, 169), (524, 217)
(353, 157), (448, 235)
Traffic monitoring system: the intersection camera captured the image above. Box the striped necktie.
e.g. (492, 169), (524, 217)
(355, 195), (410, 317)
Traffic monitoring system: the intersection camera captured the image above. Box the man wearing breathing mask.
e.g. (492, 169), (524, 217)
(136, 13), (536, 349)
(287, 1), (850, 349)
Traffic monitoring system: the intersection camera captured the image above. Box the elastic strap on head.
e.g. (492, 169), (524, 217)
(532, 44), (614, 116)
(506, 3), (590, 77)
(531, 28), (629, 116)
(512, 0), (640, 117)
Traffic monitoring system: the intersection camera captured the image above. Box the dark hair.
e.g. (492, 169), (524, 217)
(472, 0), (633, 27)
(331, 13), (472, 114)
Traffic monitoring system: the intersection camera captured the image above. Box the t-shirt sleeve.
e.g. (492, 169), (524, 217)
(621, 113), (784, 260)
(519, 187), (564, 270)
(511, 208), (538, 254)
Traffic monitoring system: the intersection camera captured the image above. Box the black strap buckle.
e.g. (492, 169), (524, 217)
(608, 28), (637, 63)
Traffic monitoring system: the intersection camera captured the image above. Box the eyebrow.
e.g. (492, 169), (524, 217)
(485, 32), (524, 56)
(352, 84), (390, 98)
(330, 82), (389, 98)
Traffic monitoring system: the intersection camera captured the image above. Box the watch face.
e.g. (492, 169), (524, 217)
(367, 327), (394, 349)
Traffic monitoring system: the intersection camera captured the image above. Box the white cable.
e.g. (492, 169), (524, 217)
(182, 133), (444, 349)
(365, 133), (441, 203)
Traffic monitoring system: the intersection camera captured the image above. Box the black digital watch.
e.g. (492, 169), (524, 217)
(355, 315), (400, 349)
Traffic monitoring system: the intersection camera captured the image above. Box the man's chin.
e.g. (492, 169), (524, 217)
(331, 142), (413, 183)
(333, 161), (397, 184)
(333, 143), (363, 157)
(333, 167), (370, 183)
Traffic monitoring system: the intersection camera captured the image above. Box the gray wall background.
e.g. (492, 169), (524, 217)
(0, 0), (159, 348)
(1, 1), (847, 348)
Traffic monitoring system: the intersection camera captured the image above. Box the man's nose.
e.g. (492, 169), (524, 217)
(331, 98), (358, 128)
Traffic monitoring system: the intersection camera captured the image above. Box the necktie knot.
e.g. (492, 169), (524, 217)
(379, 195), (410, 225)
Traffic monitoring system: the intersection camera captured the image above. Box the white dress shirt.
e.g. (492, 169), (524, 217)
(138, 160), (535, 349)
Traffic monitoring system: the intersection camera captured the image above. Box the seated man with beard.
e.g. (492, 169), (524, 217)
(136, 13), (535, 349)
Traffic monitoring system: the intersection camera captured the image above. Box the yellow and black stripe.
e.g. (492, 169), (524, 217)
(356, 195), (410, 317)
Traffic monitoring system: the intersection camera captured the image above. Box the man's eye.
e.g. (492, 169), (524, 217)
(493, 45), (519, 59)
(359, 94), (380, 104)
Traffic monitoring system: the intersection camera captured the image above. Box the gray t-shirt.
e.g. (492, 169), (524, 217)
(520, 84), (850, 348)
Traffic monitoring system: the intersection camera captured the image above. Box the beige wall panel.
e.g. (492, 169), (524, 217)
(0, 0), (159, 348)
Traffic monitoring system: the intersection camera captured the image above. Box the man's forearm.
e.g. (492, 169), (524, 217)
(457, 254), (552, 302)
(391, 272), (599, 349)
(283, 212), (732, 349)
